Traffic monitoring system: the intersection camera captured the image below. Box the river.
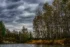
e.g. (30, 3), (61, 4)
(0, 44), (70, 47)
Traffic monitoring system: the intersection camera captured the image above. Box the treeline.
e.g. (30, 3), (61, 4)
(0, 0), (70, 44)
(33, 0), (70, 39)
(0, 21), (33, 43)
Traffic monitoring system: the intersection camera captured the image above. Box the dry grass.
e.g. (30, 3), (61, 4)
(26, 39), (68, 45)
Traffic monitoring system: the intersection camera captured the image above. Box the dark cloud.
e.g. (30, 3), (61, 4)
(6, 0), (20, 3)
(23, 0), (37, 3)
(6, 4), (20, 9)
(16, 16), (34, 23)
(0, 0), (53, 31)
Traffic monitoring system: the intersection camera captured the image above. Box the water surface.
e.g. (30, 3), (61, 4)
(0, 44), (69, 47)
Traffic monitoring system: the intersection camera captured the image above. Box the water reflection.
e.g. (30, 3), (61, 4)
(0, 44), (70, 47)
(34, 44), (70, 47)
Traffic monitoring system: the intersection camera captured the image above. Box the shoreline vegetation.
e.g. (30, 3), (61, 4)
(26, 39), (70, 45)
(0, 0), (70, 46)
(1, 38), (70, 45)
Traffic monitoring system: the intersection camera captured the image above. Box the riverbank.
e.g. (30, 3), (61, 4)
(26, 38), (70, 45)
(1, 38), (70, 45)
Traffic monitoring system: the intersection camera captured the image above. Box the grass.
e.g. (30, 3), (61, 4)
(26, 38), (70, 45)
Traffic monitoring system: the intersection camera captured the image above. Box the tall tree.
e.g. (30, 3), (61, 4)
(33, 0), (70, 40)
(19, 26), (30, 43)
(0, 21), (6, 43)
(0, 21), (6, 36)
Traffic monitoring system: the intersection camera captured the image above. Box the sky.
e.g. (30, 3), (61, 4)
(0, 0), (53, 31)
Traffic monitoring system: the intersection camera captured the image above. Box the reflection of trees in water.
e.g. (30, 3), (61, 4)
(35, 45), (49, 47)
(34, 44), (41, 47)
(34, 45), (67, 47)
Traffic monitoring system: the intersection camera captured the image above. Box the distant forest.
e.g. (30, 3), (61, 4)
(0, 0), (70, 43)
(0, 21), (33, 43)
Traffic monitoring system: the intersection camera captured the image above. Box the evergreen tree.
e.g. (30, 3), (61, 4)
(0, 21), (6, 43)
(0, 21), (6, 36)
